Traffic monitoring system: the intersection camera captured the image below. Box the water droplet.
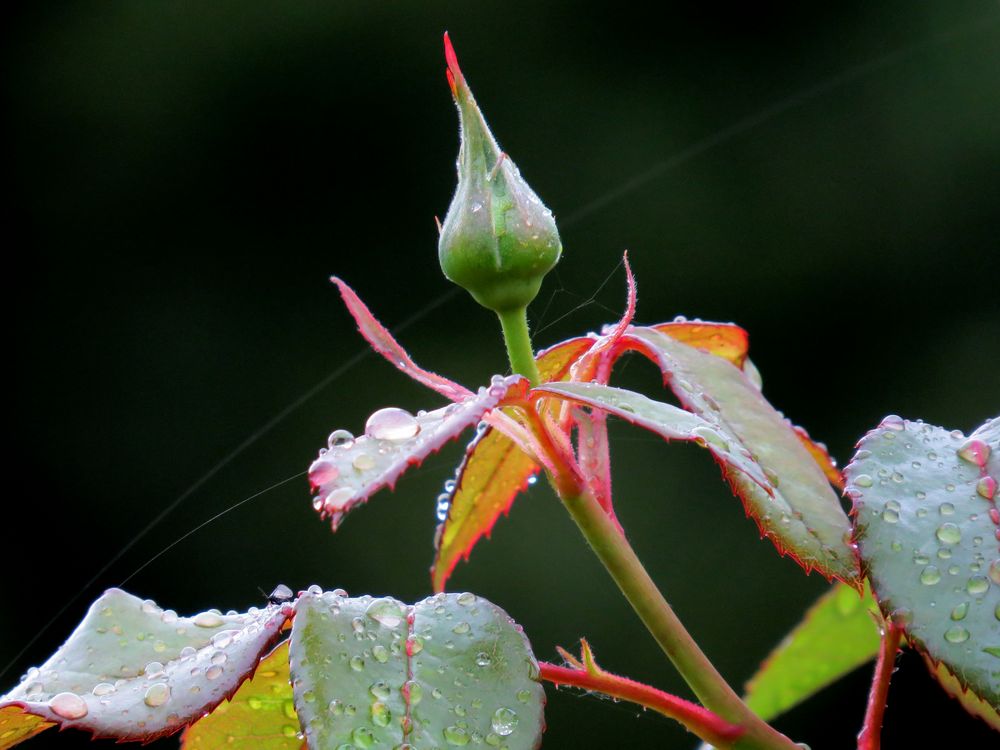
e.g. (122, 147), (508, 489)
(890, 471), (904, 483)
(692, 426), (729, 452)
(444, 725), (470, 745)
(854, 474), (873, 488)
(206, 665), (224, 680)
(457, 592), (476, 606)
(957, 438), (990, 467)
(990, 559), (1000, 585)
(406, 635), (424, 655)
(977, 476), (998, 500)
(328, 430), (355, 450)
(353, 453), (376, 471)
(939, 503), (955, 516)
(882, 509), (899, 524)
(966, 576), (990, 595)
(372, 644), (389, 663)
(882, 415), (905, 431)
(366, 408), (420, 441)
(452, 622), (471, 635)
(92, 683), (115, 697)
(944, 626), (970, 643)
(475, 652), (492, 667)
(371, 701), (392, 727)
(516, 689), (532, 703)
(145, 661), (165, 678)
(366, 599), (405, 628)
(936, 523), (961, 545)
(311, 462), (340, 485)
(49, 692), (88, 720)
(193, 612), (225, 628)
(491, 707), (518, 736)
(920, 566), (941, 585)
(369, 681), (391, 700)
(950, 602), (969, 621)
(143, 683), (171, 708)
(352, 726), (376, 748)
(404, 679), (422, 705)
(211, 629), (239, 649)
(350, 656), (365, 672)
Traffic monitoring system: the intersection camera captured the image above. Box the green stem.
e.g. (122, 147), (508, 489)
(497, 306), (542, 386)
(559, 490), (800, 750)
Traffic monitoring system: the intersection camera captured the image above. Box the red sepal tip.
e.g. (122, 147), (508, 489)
(443, 32), (463, 83)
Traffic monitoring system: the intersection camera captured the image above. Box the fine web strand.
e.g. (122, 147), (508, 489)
(117, 471), (307, 587)
(4, 14), (996, 681)
(0, 291), (457, 681)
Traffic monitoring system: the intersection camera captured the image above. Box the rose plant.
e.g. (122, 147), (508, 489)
(1, 35), (996, 750)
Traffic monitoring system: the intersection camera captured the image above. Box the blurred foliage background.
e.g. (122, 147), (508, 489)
(5, 1), (999, 747)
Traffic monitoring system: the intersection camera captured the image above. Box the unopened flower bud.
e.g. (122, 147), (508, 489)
(438, 33), (562, 314)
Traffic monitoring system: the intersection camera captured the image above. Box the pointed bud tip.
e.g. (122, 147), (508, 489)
(443, 32), (462, 82)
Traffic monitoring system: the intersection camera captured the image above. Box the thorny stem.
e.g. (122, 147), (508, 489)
(557, 490), (801, 750)
(497, 304), (795, 749)
(497, 306), (542, 386)
(539, 661), (745, 748)
(857, 623), (903, 750)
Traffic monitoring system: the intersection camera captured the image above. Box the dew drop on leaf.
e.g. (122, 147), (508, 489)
(48, 692), (88, 720)
(365, 408), (420, 441)
(143, 682), (171, 708)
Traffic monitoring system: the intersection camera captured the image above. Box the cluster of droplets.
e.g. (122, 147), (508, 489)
(18, 596), (278, 731)
(298, 590), (535, 750)
(848, 418), (1000, 658)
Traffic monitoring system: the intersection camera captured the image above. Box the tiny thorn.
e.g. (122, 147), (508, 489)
(555, 645), (583, 669)
(488, 152), (507, 182)
(434, 215), (443, 234)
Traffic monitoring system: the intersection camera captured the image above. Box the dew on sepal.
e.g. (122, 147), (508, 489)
(366, 407), (421, 441)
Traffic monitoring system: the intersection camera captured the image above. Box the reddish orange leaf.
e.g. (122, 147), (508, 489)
(431, 429), (539, 593)
(651, 321), (749, 367)
(0, 706), (53, 749)
(181, 641), (304, 750)
(430, 338), (591, 592)
(793, 425), (844, 490)
(922, 655), (1000, 732)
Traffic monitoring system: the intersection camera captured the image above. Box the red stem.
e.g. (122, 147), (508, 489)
(539, 662), (744, 748)
(857, 623), (903, 750)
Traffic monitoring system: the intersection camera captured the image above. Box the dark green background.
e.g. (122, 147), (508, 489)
(6, 2), (999, 747)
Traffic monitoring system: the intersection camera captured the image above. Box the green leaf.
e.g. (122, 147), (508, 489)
(744, 582), (881, 721)
(623, 327), (859, 583)
(533, 381), (774, 491)
(181, 641), (304, 750)
(289, 590), (544, 749)
(845, 415), (1000, 728)
(0, 589), (290, 746)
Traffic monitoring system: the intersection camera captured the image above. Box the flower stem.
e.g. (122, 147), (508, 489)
(857, 623), (902, 750)
(497, 306), (542, 386)
(558, 489), (801, 750)
(539, 661), (744, 748)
